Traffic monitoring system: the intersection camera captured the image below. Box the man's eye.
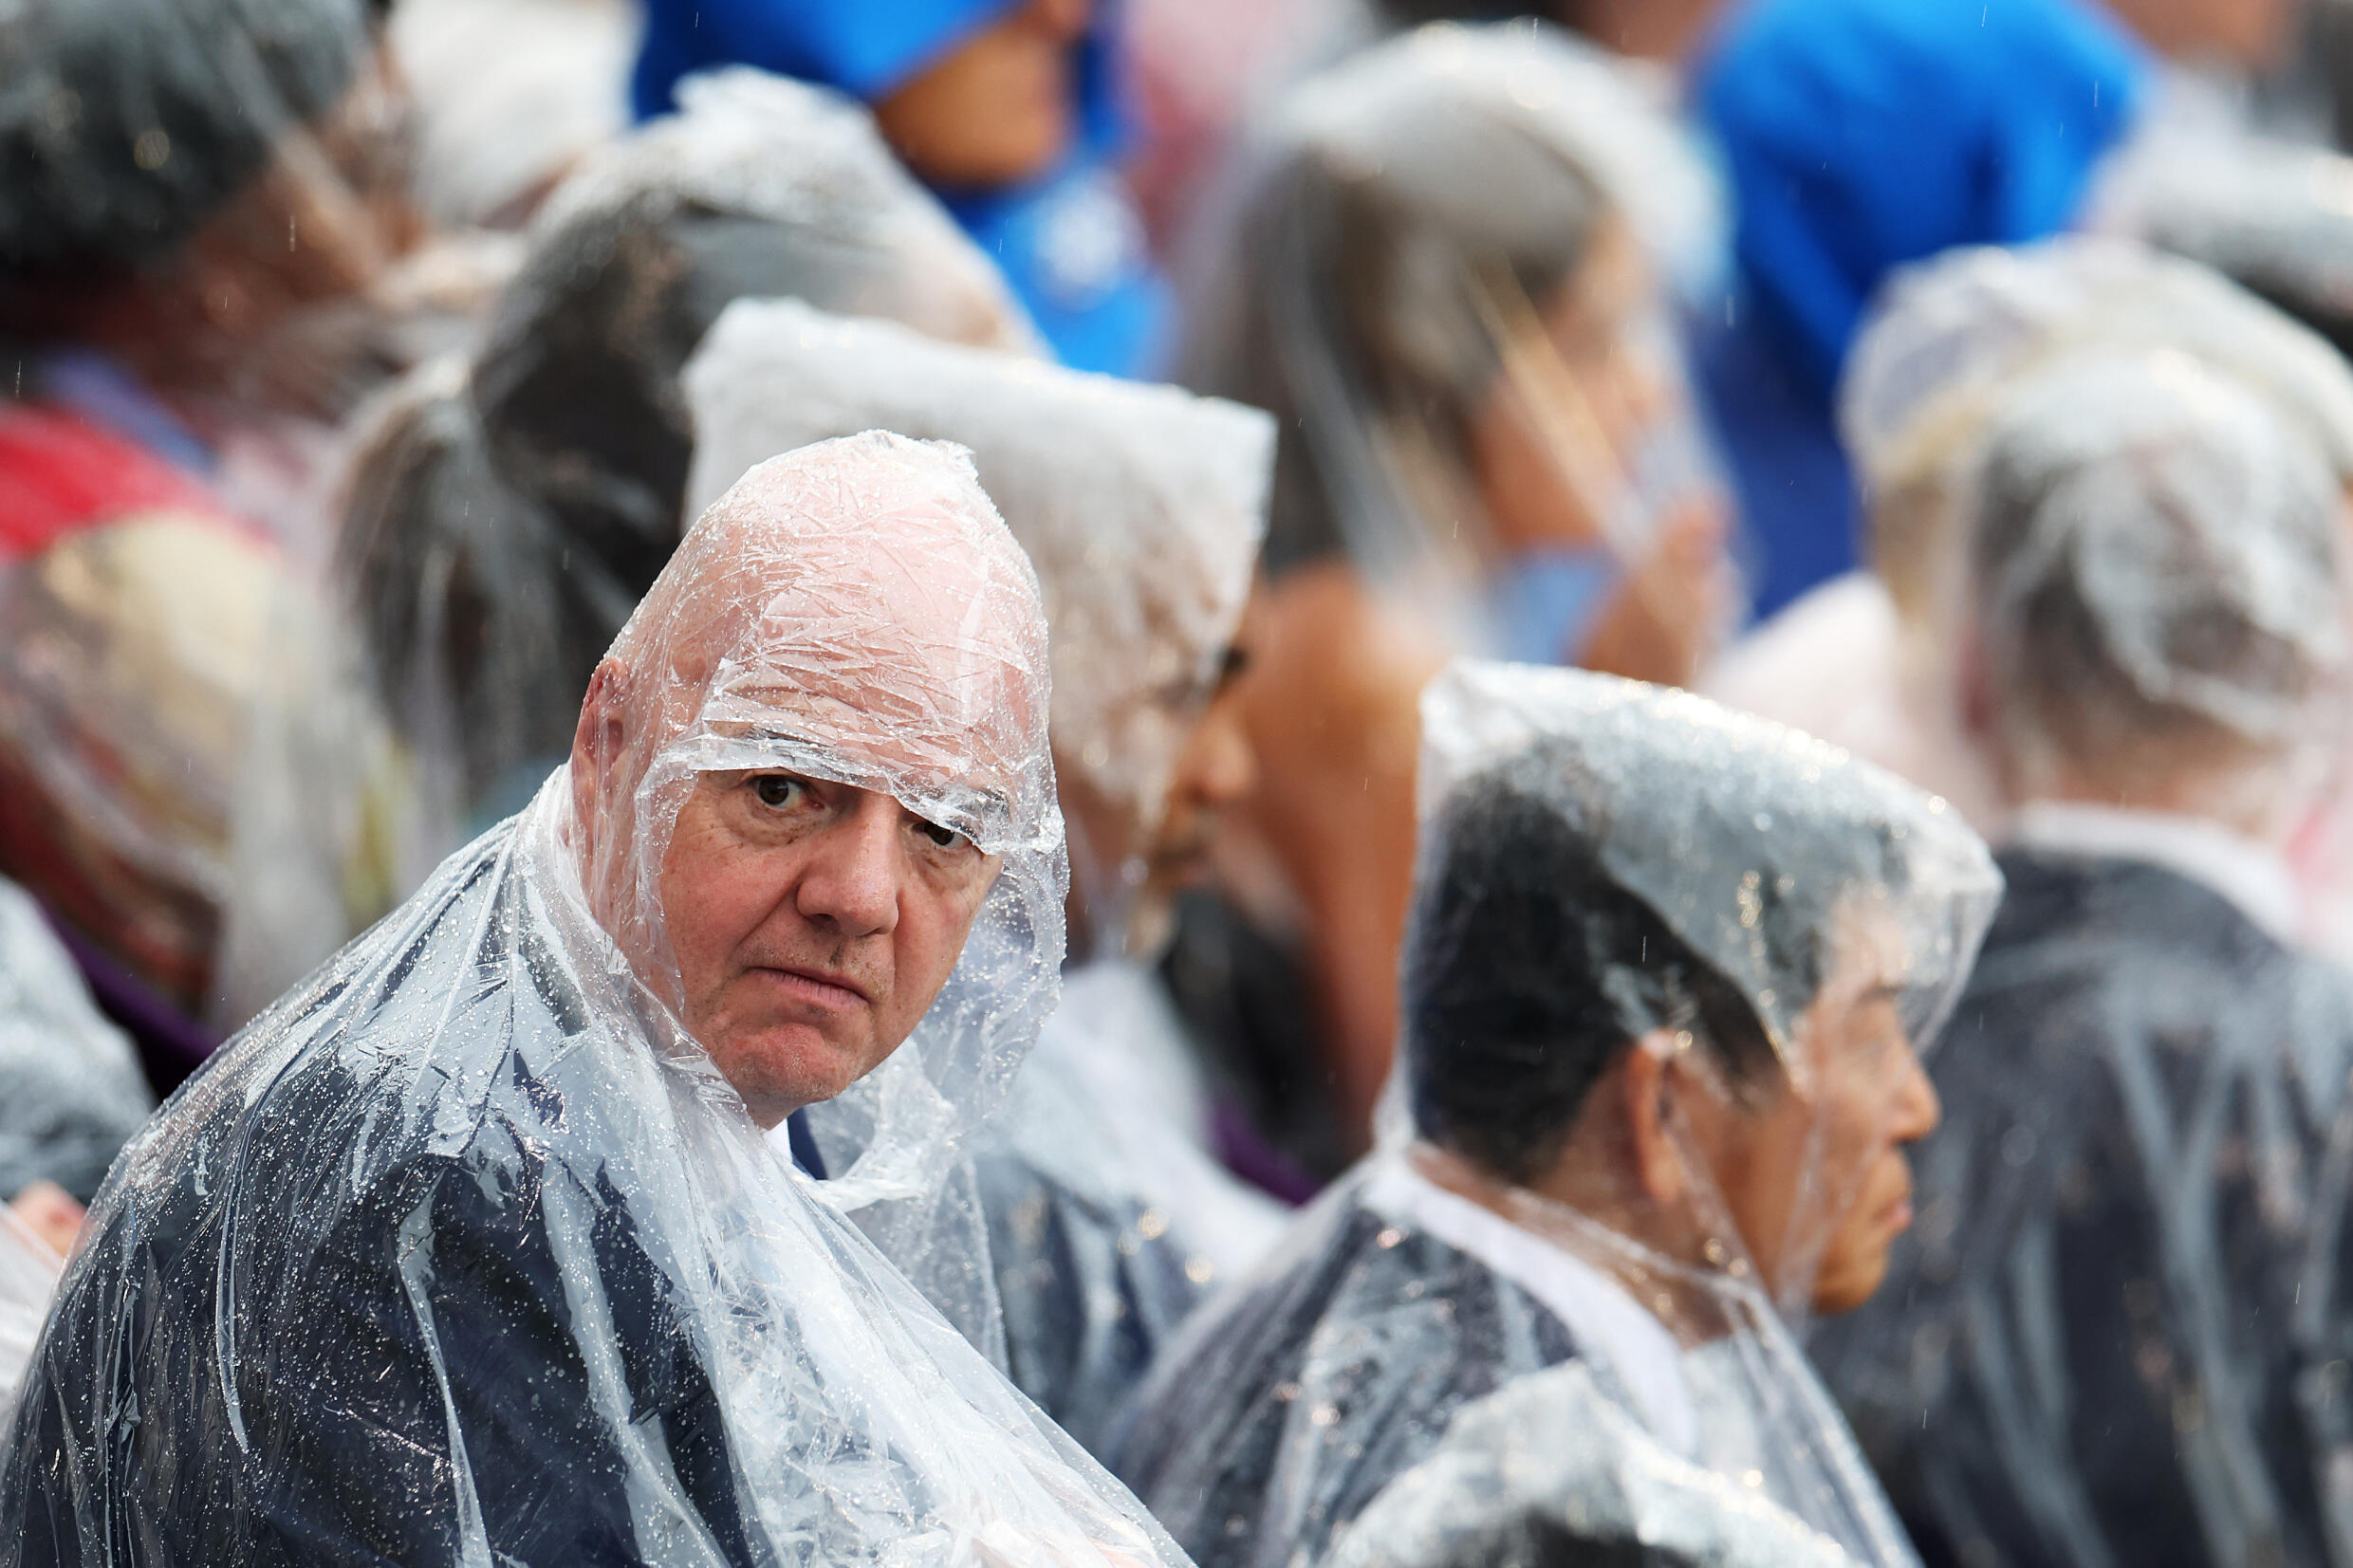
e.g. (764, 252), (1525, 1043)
(751, 776), (805, 809)
(920, 821), (961, 849)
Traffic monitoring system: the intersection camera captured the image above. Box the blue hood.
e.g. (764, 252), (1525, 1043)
(632, 0), (1166, 377)
(1699, 0), (2150, 397)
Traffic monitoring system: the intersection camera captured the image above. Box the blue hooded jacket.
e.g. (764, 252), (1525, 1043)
(1692, 0), (2148, 618)
(632, 0), (1169, 378)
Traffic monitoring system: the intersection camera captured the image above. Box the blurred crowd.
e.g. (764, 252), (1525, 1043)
(6, 0), (2353, 1564)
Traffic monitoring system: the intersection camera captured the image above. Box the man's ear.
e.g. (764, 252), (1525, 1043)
(1621, 1031), (1687, 1206)
(570, 659), (627, 849)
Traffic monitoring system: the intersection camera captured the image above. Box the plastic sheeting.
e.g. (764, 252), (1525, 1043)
(0, 432), (1201, 1565)
(1325, 1362), (1854, 1568)
(1184, 20), (1731, 673)
(1707, 238), (2353, 843)
(0, 877), (151, 1205)
(1112, 661), (2000, 1568)
(1968, 350), (2347, 764)
(0, 509), (410, 1035)
(682, 298), (1287, 1445)
(1813, 844), (2353, 1568)
(0, 0), (375, 277)
(340, 68), (1044, 845)
(684, 298), (1265, 949)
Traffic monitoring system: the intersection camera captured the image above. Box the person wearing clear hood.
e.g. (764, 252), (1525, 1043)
(1809, 352), (2353, 1568)
(338, 67), (1042, 850)
(1111, 661), (2002, 1568)
(1704, 237), (2353, 939)
(0, 0), (456, 1076)
(0, 432), (1187, 1568)
(1163, 19), (1741, 1188)
(680, 297), (1284, 1450)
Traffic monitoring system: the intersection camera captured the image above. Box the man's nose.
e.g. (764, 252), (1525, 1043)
(794, 799), (902, 938)
(1889, 1047), (1941, 1145)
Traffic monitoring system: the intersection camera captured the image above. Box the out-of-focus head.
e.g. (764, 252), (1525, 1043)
(1404, 662), (2000, 1316)
(1843, 237), (2353, 650)
(1969, 351), (2349, 828)
(469, 70), (1041, 631)
(567, 432), (1061, 1129)
(682, 299), (1270, 960)
(2100, 0), (2301, 71)
(0, 0), (415, 342)
(1196, 22), (1729, 681)
(874, 0), (1096, 190)
(1698, 0), (2147, 398)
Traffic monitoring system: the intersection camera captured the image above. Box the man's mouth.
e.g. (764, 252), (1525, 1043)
(758, 967), (872, 1010)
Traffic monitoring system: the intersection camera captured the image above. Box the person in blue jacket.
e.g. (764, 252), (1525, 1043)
(633, 0), (1169, 377)
(1694, 0), (2151, 619)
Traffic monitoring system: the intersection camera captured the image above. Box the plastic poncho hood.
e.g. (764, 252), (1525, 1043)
(0, 432), (1206, 1567)
(683, 297), (1270, 947)
(1417, 661), (2000, 1080)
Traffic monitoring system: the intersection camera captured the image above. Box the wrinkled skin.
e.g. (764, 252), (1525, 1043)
(569, 439), (1047, 1131)
(655, 767), (997, 1126)
(876, 0), (1094, 190)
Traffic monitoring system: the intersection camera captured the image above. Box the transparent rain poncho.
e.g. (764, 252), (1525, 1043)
(1113, 661), (1999, 1568)
(338, 67), (1043, 845)
(1, 0), (502, 1048)
(1809, 353), (2353, 1568)
(0, 433), (1191, 1568)
(1706, 236), (2353, 835)
(1184, 20), (1732, 673)
(682, 298), (1285, 1443)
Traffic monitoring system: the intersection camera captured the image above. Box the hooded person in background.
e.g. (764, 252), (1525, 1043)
(1161, 22), (1740, 1188)
(338, 69), (1040, 856)
(1810, 352), (2353, 1568)
(0, 0), (442, 1079)
(1705, 238), (2353, 951)
(1112, 662), (2000, 1568)
(2, 432), (1194, 1567)
(629, 0), (1167, 377)
(682, 298), (1279, 1449)
(1693, 0), (2310, 621)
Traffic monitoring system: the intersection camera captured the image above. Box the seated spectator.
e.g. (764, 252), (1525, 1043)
(1812, 350), (2353, 1568)
(0, 434), (1184, 1565)
(0, 0), (428, 1061)
(1167, 21), (1739, 1176)
(1112, 660), (2000, 1568)
(631, 0), (1167, 376)
(338, 69), (1038, 845)
(683, 297), (1282, 1448)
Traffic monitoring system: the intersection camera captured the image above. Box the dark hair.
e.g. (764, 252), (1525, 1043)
(1403, 756), (1775, 1186)
(1185, 67), (1606, 575)
(0, 0), (373, 286)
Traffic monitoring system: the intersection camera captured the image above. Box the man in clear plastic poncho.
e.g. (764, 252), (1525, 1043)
(0, 433), (1184, 1568)
(1706, 236), (2353, 846)
(1112, 662), (2001, 1568)
(680, 298), (1281, 1449)
(1809, 352), (2353, 1568)
(338, 68), (1042, 848)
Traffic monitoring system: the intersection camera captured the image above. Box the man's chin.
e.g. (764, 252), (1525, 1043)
(713, 1023), (886, 1119)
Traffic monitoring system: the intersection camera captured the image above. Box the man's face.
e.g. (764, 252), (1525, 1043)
(1693, 914), (1940, 1315)
(657, 767), (999, 1128)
